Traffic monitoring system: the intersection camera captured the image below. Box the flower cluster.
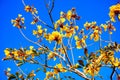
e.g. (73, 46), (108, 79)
(25, 5), (38, 14)
(44, 63), (66, 80)
(84, 43), (120, 77)
(74, 35), (87, 49)
(48, 51), (57, 60)
(54, 8), (79, 38)
(11, 14), (25, 29)
(84, 21), (101, 41)
(101, 21), (116, 34)
(54, 64), (67, 74)
(109, 3), (120, 22)
(33, 25), (47, 37)
(44, 31), (63, 44)
(3, 46), (36, 61)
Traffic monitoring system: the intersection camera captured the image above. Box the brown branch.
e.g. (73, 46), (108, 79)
(32, 14), (54, 30)
(110, 66), (115, 80)
(44, 0), (55, 29)
(69, 68), (90, 80)
(62, 43), (72, 66)
(21, 0), (54, 30)
(19, 29), (42, 47)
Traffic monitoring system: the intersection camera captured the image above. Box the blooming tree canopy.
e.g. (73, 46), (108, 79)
(3, 0), (120, 80)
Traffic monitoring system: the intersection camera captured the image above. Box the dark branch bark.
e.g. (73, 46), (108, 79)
(44, 0), (55, 29)
(62, 44), (72, 66)
(110, 66), (115, 80)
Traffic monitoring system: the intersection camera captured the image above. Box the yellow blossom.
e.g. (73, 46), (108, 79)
(84, 22), (91, 30)
(4, 48), (10, 56)
(112, 58), (120, 67)
(33, 30), (37, 35)
(48, 52), (57, 59)
(48, 31), (63, 44)
(54, 64), (66, 74)
(66, 10), (72, 21)
(74, 35), (79, 41)
(65, 28), (75, 38)
(7, 67), (11, 72)
(109, 3), (120, 22)
(90, 30), (99, 41)
(25, 5), (38, 14)
(45, 72), (54, 80)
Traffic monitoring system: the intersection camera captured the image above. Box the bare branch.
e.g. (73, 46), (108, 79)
(110, 66), (115, 80)
(44, 0), (55, 29)
(21, 0), (54, 30)
(62, 43), (72, 66)
(14, 61), (27, 77)
(19, 29), (42, 47)
(32, 14), (54, 30)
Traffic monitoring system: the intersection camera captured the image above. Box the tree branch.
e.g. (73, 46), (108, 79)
(110, 66), (115, 80)
(19, 29), (42, 47)
(44, 0), (55, 29)
(21, 0), (54, 30)
(62, 43), (72, 66)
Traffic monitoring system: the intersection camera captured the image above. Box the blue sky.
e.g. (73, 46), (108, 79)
(0, 0), (120, 80)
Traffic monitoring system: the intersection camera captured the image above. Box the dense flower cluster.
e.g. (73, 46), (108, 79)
(11, 14), (25, 28)
(25, 5), (38, 14)
(44, 31), (63, 44)
(4, 2), (120, 80)
(109, 3), (120, 22)
(4, 46), (36, 61)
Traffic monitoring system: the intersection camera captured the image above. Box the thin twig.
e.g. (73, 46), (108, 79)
(22, 0), (26, 6)
(14, 61), (27, 77)
(19, 29), (42, 47)
(32, 14), (54, 29)
(21, 0), (54, 30)
(110, 66), (115, 80)
(44, 0), (55, 28)
(69, 35), (75, 65)
(62, 43), (72, 66)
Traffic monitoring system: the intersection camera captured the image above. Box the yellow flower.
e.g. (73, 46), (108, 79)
(90, 30), (99, 41)
(74, 35), (79, 41)
(58, 48), (65, 54)
(66, 10), (72, 21)
(7, 67), (11, 71)
(11, 14), (25, 28)
(45, 72), (54, 79)
(118, 14), (120, 20)
(109, 3), (120, 22)
(74, 26), (79, 30)
(76, 38), (86, 49)
(84, 22), (91, 30)
(112, 58), (120, 67)
(54, 63), (66, 74)
(25, 5), (38, 14)
(33, 30), (37, 35)
(48, 31), (63, 44)
(48, 52), (57, 59)
(65, 28), (75, 38)
(30, 46), (34, 50)
(101, 24), (107, 31)
(4, 48), (10, 56)
(91, 21), (96, 25)
(25, 5), (31, 12)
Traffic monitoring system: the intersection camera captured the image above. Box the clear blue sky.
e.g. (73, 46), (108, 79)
(0, 0), (120, 80)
